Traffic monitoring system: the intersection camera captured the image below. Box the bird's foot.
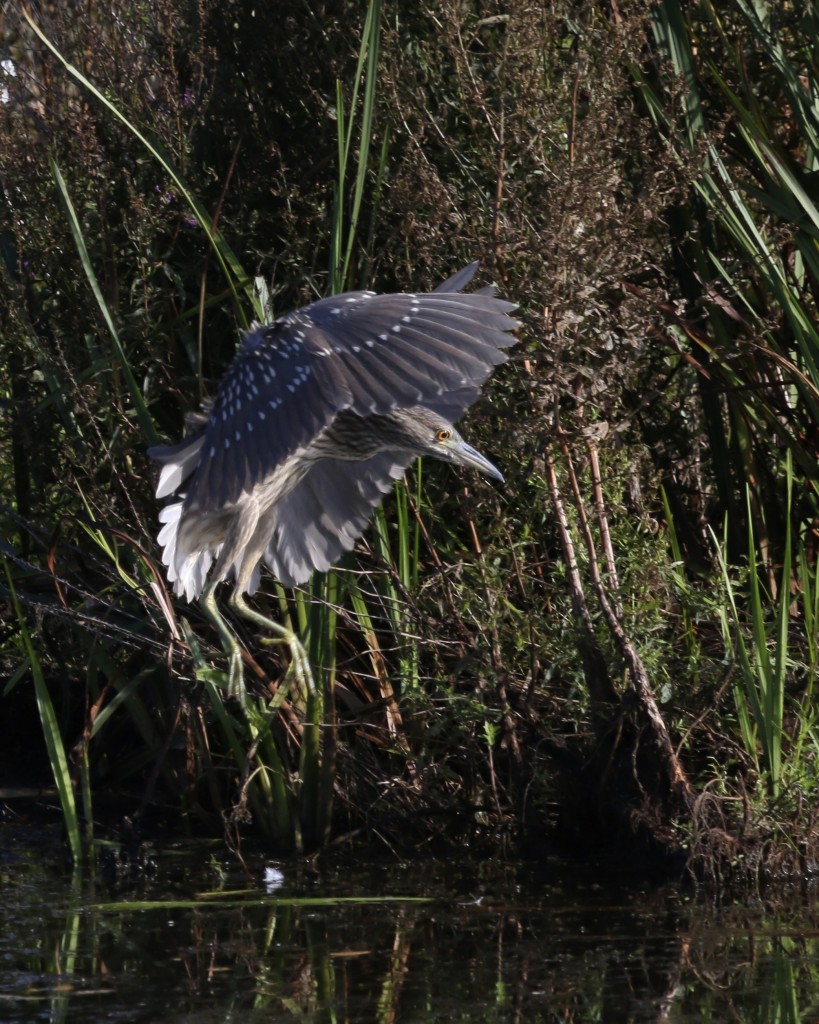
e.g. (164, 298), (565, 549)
(230, 593), (316, 698)
(259, 629), (316, 697)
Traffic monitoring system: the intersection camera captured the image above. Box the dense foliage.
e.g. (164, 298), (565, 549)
(1, 0), (817, 880)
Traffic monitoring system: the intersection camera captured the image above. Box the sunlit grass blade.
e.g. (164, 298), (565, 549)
(768, 454), (792, 788)
(743, 489), (782, 797)
(711, 457), (793, 799)
(711, 521), (761, 777)
(650, 0), (706, 144)
(330, 0), (382, 291)
(369, 496), (422, 695)
(339, 0), (381, 287)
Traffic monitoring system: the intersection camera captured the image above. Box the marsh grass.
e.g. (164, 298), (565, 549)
(4, 0), (392, 857)
(3, 0), (819, 875)
(4, 559), (83, 862)
(713, 487), (790, 799)
(644, 0), (819, 545)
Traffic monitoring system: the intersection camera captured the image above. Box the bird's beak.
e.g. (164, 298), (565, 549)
(452, 440), (505, 483)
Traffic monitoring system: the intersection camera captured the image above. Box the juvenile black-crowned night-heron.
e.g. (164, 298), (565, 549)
(149, 262), (519, 695)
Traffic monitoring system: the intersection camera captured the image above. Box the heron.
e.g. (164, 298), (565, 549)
(149, 262), (519, 696)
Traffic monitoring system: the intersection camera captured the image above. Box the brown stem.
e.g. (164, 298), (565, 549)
(552, 417), (694, 812)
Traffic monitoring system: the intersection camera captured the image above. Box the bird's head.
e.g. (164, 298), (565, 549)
(400, 406), (504, 483)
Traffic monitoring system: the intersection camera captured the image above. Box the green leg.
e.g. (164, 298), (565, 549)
(230, 591), (316, 698)
(200, 582), (246, 699)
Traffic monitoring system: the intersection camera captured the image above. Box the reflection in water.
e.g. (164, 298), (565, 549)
(263, 864), (285, 893)
(1, 824), (818, 1022)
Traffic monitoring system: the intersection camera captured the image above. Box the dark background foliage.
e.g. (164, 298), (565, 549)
(1, 0), (816, 869)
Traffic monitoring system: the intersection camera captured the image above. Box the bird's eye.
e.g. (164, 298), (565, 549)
(436, 429), (451, 442)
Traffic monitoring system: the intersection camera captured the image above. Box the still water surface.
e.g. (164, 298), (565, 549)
(3, 821), (819, 1022)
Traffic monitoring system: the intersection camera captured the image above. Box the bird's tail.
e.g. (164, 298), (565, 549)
(157, 500), (217, 601)
(149, 434), (205, 499)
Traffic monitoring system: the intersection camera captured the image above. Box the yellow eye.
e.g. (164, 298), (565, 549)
(436, 428), (451, 442)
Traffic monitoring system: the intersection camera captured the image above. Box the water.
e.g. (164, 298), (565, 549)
(3, 821), (819, 1022)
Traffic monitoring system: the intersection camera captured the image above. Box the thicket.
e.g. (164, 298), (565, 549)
(1, 0), (817, 884)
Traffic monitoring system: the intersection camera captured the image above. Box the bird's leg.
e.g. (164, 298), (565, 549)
(199, 581), (246, 699)
(229, 591), (316, 698)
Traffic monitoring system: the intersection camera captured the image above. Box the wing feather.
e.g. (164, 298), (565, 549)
(262, 451), (414, 587)
(149, 265), (519, 520)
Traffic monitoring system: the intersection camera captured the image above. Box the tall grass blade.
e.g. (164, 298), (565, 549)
(49, 157), (158, 445)
(330, 0), (382, 291)
(369, 467), (424, 693)
(22, 6), (257, 323)
(300, 572), (341, 848)
(712, 457), (793, 798)
(243, 701), (299, 850)
(3, 558), (83, 862)
(339, 0), (382, 287)
(660, 486), (697, 662)
(743, 487), (781, 797)
(712, 519), (762, 777)
(768, 454), (792, 788)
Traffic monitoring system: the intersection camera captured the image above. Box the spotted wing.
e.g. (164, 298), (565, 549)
(150, 266), (519, 513)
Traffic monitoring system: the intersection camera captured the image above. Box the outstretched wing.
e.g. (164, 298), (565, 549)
(149, 265), (519, 513)
(259, 450), (416, 588)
